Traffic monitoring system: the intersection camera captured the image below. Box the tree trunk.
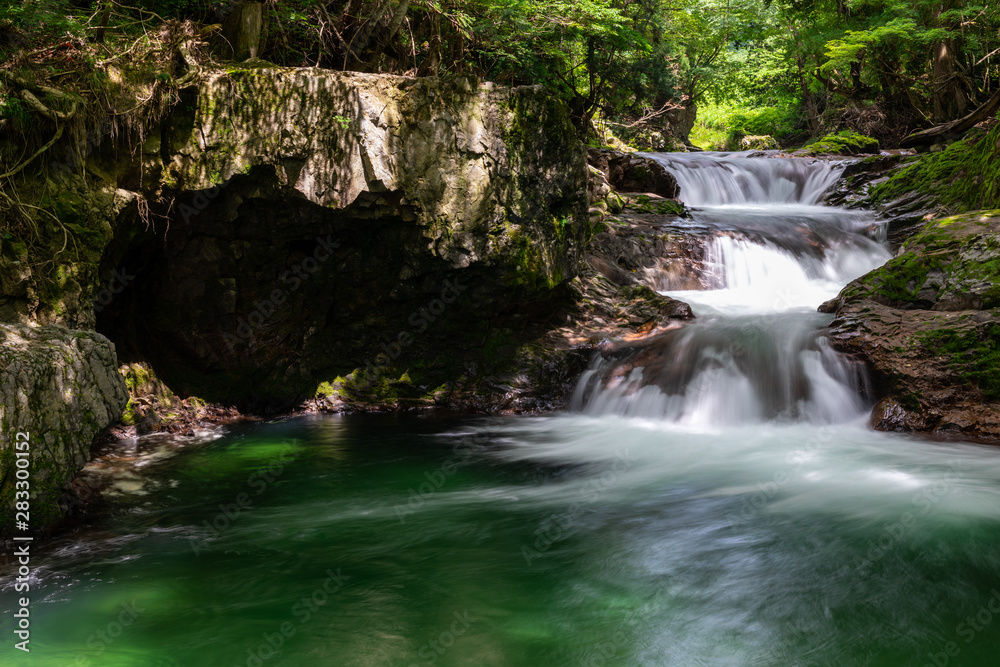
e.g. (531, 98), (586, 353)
(932, 39), (969, 122)
(385, 0), (410, 43)
(93, 8), (111, 44)
(350, 0), (394, 61)
(417, 12), (441, 76)
(222, 1), (263, 61)
(667, 102), (697, 143)
(797, 56), (820, 134)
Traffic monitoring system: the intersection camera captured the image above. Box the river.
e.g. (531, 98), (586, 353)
(3, 152), (1000, 666)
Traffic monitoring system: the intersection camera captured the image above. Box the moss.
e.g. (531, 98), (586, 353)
(868, 125), (1000, 213)
(626, 194), (685, 217)
(741, 135), (778, 150)
(839, 210), (1000, 305)
(800, 130), (879, 156)
(840, 250), (934, 303)
(918, 323), (1000, 400)
(121, 398), (140, 425)
(315, 380), (338, 398)
(122, 363), (153, 393)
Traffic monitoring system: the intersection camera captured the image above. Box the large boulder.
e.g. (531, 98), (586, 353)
(0, 324), (128, 536)
(95, 68), (589, 410)
(822, 210), (1000, 439)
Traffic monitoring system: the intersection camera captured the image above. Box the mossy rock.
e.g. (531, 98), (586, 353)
(833, 210), (1000, 310)
(740, 135), (778, 151)
(825, 210), (1000, 438)
(0, 324), (128, 537)
(798, 130), (880, 156)
(866, 123), (1000, 215)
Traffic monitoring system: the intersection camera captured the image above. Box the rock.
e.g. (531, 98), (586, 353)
(823, 153), (943, 246)
(301, 206), (696, 414)
(615, 128), (686, 153)
(587, 164), (613, 204)
(825, 210), (1000, 440)
(741, 135), (778, 150)
(587, 148), (679, 198)
(0, 67), (689, 421)
(96, 68), (588, 411)
(0, 324), (128, 536)
(793, 130), (880, 157)
(667, 103), (697, 145)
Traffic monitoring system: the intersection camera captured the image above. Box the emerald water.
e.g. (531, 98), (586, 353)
(3, 415), (1000, 666)
(4, 152), (1000, 666)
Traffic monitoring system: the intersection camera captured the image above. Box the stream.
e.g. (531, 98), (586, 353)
(3, 152), (1000, 666)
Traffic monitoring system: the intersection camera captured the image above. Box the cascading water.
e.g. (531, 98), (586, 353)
(648, 150), (846, 206)
(571, 151), (890, 423)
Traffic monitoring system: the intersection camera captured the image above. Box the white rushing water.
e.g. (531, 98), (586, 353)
(571, 152), (890, 424)
(647, 150), (845, 206)
(468, 153), (1000, 664)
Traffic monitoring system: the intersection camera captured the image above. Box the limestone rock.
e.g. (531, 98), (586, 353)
(0, 324), (127, 536)
(98, 68), (588, 410)
(586, 148), (679, 199)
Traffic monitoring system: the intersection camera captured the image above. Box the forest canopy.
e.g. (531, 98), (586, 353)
(1, 0), (1000, 149)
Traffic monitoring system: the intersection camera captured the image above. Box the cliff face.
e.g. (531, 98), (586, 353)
(93, 68), (588, 410)
(8, 69), (591, 408)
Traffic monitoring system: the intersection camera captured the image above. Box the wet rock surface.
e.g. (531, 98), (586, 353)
(824, 210), (1000, 439)
(303, 210), (696, 415)
(586, 148), (679, 199)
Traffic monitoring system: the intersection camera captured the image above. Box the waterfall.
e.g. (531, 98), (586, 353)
(573, 152), (890, 424)
(646, 151), (845, 206)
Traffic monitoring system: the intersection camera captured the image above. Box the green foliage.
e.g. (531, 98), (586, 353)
(3, 0), (998, 153)
(693, 97), (801, 149)
(0, 93), (30, 130)
(130, 0), (213, 20)
(0, 1), (88, 50)
(820, 18), (919, 78)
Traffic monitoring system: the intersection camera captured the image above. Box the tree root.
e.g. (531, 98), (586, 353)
(173, 39), (202, 88)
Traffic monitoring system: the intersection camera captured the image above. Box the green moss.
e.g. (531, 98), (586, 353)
(838, 211), (1000, 305)
(315, 380), (338, 398)
(316, 371), (420, 404)
(121, 398), (140, 425)
(918, 323), (1000, 400)
(800, 130), (879, 156)
(841, 250), (934, 303)
(740, 135), (778, 150)
(868, 125), (1000, 213)
(122, 363), (153, 393)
